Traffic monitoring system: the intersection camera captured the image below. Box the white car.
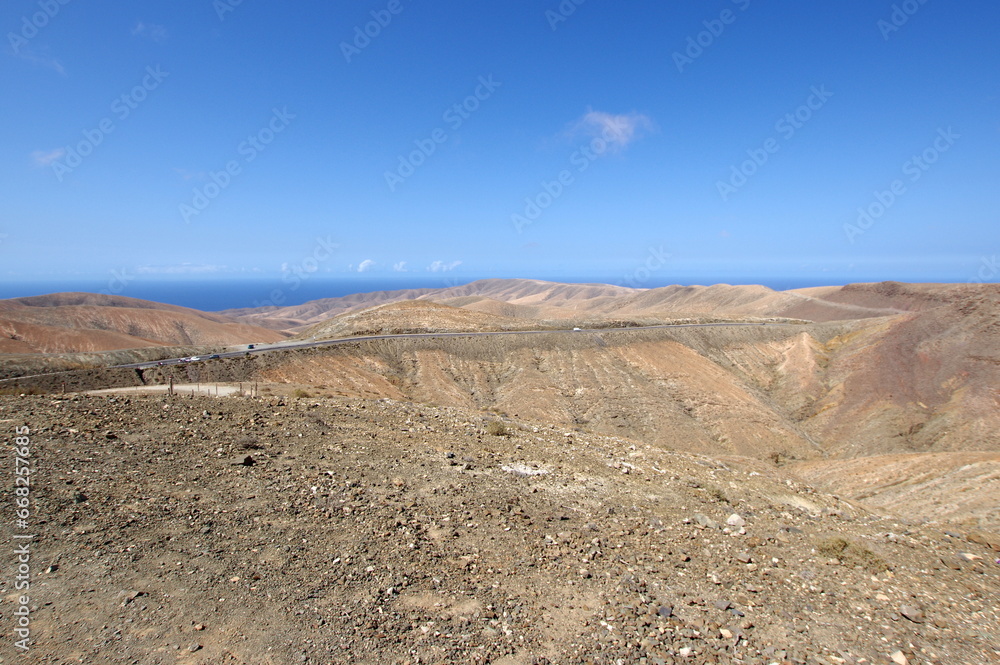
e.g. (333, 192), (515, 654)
(572, 327), (583, 332)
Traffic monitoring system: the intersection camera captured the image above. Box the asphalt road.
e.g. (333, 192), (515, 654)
(112, 322), (794, 370)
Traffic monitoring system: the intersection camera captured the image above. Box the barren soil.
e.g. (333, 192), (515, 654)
(2, 394), (998, 664)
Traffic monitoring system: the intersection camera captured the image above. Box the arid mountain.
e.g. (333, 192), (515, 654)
(0, 292), (288, 354)
(222, 279), (944, 331)
(3, 281), (996, 532)
(221, 286), (440, 330)
(242, 282), (999, 528)
(301, 300), (545, 341)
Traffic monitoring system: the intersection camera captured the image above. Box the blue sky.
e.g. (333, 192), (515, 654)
(2, 0), (998, 296)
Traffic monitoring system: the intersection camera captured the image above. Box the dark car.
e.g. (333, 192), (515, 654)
(208, 354), (221, 359)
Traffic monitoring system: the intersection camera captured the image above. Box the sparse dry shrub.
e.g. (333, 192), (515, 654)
(486, 420), (509, 436)
(706, 485), (730, 504)
(817, 536), (887, 572)
(292, 389), (311, 398)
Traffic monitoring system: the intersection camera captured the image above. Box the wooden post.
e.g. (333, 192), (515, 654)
(169, 376), (174, 396)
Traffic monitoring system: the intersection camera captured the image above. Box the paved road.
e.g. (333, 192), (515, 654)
(111, 321), (794, 370)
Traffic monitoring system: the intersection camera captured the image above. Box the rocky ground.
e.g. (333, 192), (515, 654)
(2, 393), (997, 664)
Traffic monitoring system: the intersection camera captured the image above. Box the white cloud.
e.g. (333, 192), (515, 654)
(427, 260), (462, 272)
(393, 261), (408, 272)
(357, 259), (376, 273)
(570, 109), (653, 151)
(132, 21), (167, 42)
(31, 148), (65, 167)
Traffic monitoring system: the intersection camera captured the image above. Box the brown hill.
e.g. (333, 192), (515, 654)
(301, 300), (543, 340)
(223, 279), (955, 332)
(0, 292), (288, 354)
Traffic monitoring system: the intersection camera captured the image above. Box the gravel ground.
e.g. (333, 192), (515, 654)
(1, 393), (997, 664)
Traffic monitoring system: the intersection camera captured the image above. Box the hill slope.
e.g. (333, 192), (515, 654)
(0, 292), (288, 354)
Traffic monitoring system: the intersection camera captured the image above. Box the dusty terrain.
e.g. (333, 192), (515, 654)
(1, 280), (998, 662)
(2, 393), (998, 664)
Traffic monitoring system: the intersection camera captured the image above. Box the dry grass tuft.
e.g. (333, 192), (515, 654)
(817, 536), (888, 572)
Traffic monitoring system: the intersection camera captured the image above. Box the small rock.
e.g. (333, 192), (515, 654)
(189, 643), (202, 653)
(693, 513), (718, 529)
(890, 650), (908, 665)
(45, 565), (59, 573)
(720, 628), (733, 639)
(240, 455), (255, 467)
(726, 513), (746, 528)
(193, 623), (206, 631)
(657, 605), (673, 618)
(899, 605), (924, 623)
(736, 552), (752, 564)
(940, 557), (962, 570)
(713, 599), (731, 611)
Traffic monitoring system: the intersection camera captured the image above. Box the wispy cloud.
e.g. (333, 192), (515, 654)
(357, 259), (376, 273)
(13, 49), (65, 75)
(31, 148), (66, 167)
(427, 260), (462, 272)
(569, 109), (654, 151)
(131, 21), (167, 42)
(393, 261), (408, 272)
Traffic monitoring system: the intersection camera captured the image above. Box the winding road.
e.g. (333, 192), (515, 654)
(112, 321), (798, 370)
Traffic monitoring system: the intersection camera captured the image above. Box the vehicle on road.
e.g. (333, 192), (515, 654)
(247, 344), (255, 349)
(208, 354), (220, 359)
(573, 327), (583, 331)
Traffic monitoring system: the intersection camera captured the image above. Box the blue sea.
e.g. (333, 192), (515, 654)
(0, 275), (884, 312)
